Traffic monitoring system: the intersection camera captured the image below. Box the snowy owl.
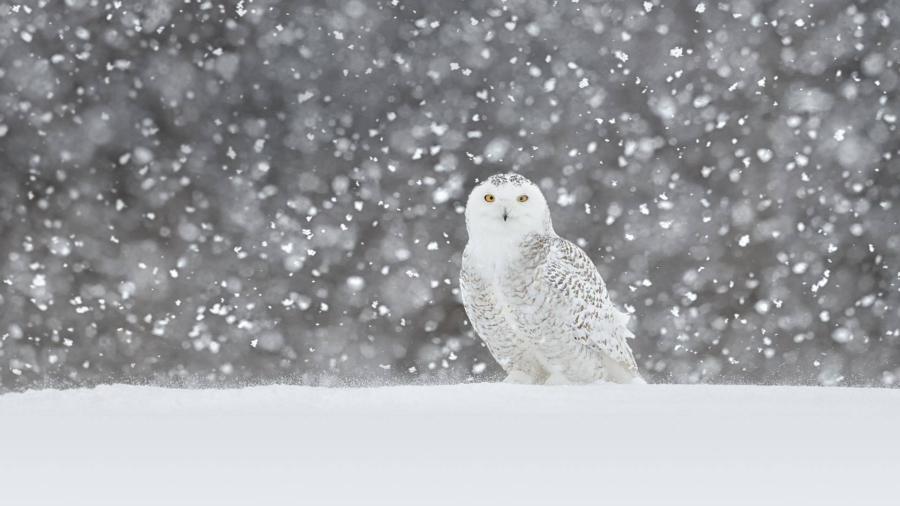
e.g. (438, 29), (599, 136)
(459, 174), (643, 385)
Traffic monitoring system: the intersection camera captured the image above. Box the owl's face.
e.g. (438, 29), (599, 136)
(465, 173), (554, 240)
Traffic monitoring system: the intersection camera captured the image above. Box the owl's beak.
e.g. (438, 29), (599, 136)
(502, 208), (509, 221)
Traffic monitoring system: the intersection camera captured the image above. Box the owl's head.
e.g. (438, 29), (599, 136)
(465, 173), (555, 241)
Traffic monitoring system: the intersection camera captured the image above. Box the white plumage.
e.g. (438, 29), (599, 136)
(460, 174), (643, 385)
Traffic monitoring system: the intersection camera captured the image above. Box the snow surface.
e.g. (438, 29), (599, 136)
(1, 383), (898, 505)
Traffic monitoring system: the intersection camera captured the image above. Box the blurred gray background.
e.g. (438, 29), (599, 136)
(1, 0), (898, 392)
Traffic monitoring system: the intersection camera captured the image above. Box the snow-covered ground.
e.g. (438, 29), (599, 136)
(1, 383), (898, 505)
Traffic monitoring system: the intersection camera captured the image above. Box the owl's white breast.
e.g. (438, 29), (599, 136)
(464, 237), (541, 333)
(464, 236), (527, 281)
(463, 239), (563, 375)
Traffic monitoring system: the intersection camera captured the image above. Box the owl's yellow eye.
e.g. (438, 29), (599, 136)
(484, 194), (495, 202)
(517, 195), (528, 202)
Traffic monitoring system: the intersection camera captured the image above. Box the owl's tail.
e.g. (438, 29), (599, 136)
(600, 351), (645, 384)
(603, 307), (645, 383)
(611, 306), (636, 338)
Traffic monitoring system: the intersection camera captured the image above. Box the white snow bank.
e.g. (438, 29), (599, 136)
(1, 383), (898, 505)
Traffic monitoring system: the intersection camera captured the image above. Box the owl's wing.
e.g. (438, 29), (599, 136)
(540, 238), (640, 376)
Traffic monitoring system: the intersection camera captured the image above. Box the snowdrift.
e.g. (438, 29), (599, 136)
(1, 383), (897, 505)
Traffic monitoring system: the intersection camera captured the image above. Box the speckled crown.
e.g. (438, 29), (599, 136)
(476, 173), (533, 187)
